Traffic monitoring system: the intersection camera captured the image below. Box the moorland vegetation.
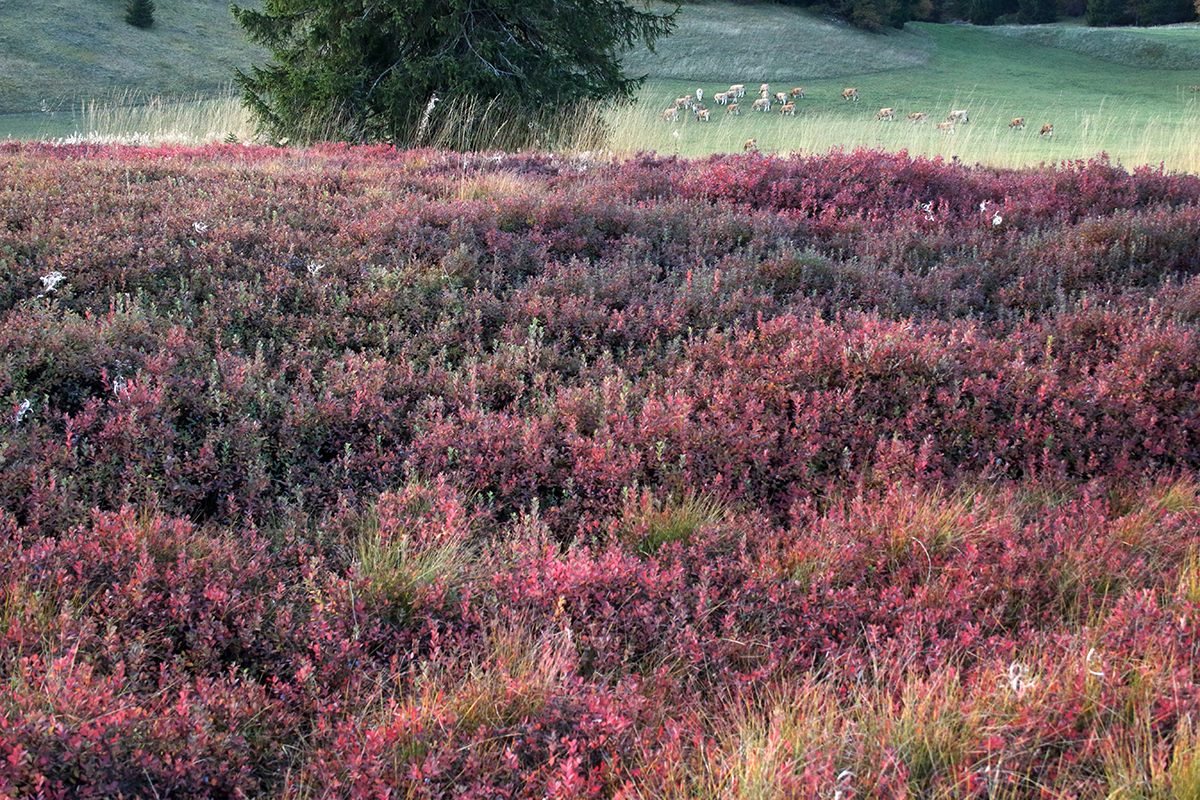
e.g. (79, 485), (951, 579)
(2, 139), (1200, 797)
(3, 1), (1200, 797)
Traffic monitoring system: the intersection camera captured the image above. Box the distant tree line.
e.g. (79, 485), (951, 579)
(692, 0), (1194, 30)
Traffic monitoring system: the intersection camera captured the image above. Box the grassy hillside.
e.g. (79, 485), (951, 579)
(0, 0), (264, 126)
(619, 1), (938, 81)
(2, 0), (1199, 171)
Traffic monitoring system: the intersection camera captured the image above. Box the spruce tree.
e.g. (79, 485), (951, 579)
(232, 0), (677, 146)
(125, 0), (155, 28)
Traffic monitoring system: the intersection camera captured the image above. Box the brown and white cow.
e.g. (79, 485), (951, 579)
(1009, 117), (1026, 129)
(876, 107), (894, 121)
(744, 138), (758, 151)
(726, 102), (740, 116)
(760, 83), (771, 96)
(935, 121), (956, 134)
(906, 112), (927, 123)
(779, 102), (797, 116)
(789, 87), (805, 98)
(842, 87), (859, 101)
(728, 84), (746, 98)
(752, 98), (771, 112)
(774, 91), (788, 104)
(694, 107), (711, 122)
(946, 109), (969, 124)
(714, 92), (729, 106)
(1039, 123), (1054, 136)
(662, 107), (679, 122)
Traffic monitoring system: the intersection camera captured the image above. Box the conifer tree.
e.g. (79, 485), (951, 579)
(232, 0), (678, 146)
(125, 0), (155, 28)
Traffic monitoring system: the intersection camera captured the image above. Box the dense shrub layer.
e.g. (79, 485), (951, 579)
(2, 141), (1199, 797)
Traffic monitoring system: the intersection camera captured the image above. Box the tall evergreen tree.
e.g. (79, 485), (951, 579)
(232, 0), (678, 146)
(124, 0), (155, 28)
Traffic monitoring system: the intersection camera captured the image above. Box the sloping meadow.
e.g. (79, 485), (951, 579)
(2, 140), (1200, 797)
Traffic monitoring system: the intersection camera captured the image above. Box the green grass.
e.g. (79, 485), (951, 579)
(614, 10), (1200, 171)
(2, 0), (1200, 170)
(0, 0), (265, 117)
(620, 1), (938, 81)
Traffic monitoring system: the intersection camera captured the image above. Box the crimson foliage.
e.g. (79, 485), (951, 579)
(2, 141), (1199, 797)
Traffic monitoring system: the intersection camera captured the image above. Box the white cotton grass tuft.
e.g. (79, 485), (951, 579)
(39, 271), (67, 294)
(13, 399), (32, 425)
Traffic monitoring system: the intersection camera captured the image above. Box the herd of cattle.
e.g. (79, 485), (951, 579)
(662, 83), (1055, 142)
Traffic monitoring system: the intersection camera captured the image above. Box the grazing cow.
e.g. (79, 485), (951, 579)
(774, 91), (788, 104)
(779, 102), (797, 116)
(906, 112), (927, 123)
(789, 87), (805, 98)
(662, 107), (679, 122)
(714, 92), (729, 106)
(696, 88), (704, 103)
(729, 84), (746, 98)
(1039, 123), (1054, 136)
(1009, 117), (1026, 129)
(935, 121), (956, 134)
(760, 83), (771, 95)
(843, 87), (859, 101)
(744, 138), (758, 151)
(876, 107), (894, 121)
(726, 103), (740, 116)
(752, 98), (771, 112)
(694, 107), (711, 122)
(946, 109), (969, 124)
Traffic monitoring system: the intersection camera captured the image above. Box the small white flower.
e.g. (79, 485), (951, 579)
(39, 271), (66, 294)
(672, 129), (680, 138)
(193, 221), (208, 234)
(307, 261), (325, 277)
(980, 200), (989, 212)
(992, 213), (1003, 226)
(1002, 661), (1036, 696)
(833, 770), (855, 800)
(14, 399), (32, 425)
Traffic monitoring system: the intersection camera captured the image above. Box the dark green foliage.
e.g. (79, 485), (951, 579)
(772, 0), (937, 29)
(1086, 0), (1127, 25)
(1086, 0), (1195, 24)
(231, 0), (678, 146)
(968, 0), (1004, 24)
(124, 0), (155, 28)
(1017, 0), (1058, 24)
(1129, 0), (1197, 24)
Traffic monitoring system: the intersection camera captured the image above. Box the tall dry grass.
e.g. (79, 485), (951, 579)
(64, 89), (256, 146)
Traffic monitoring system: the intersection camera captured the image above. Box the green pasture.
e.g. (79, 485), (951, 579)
(0, 0), (265, 136)
(2, 0), (1199, 170)
(616, 10), (1200, 170)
